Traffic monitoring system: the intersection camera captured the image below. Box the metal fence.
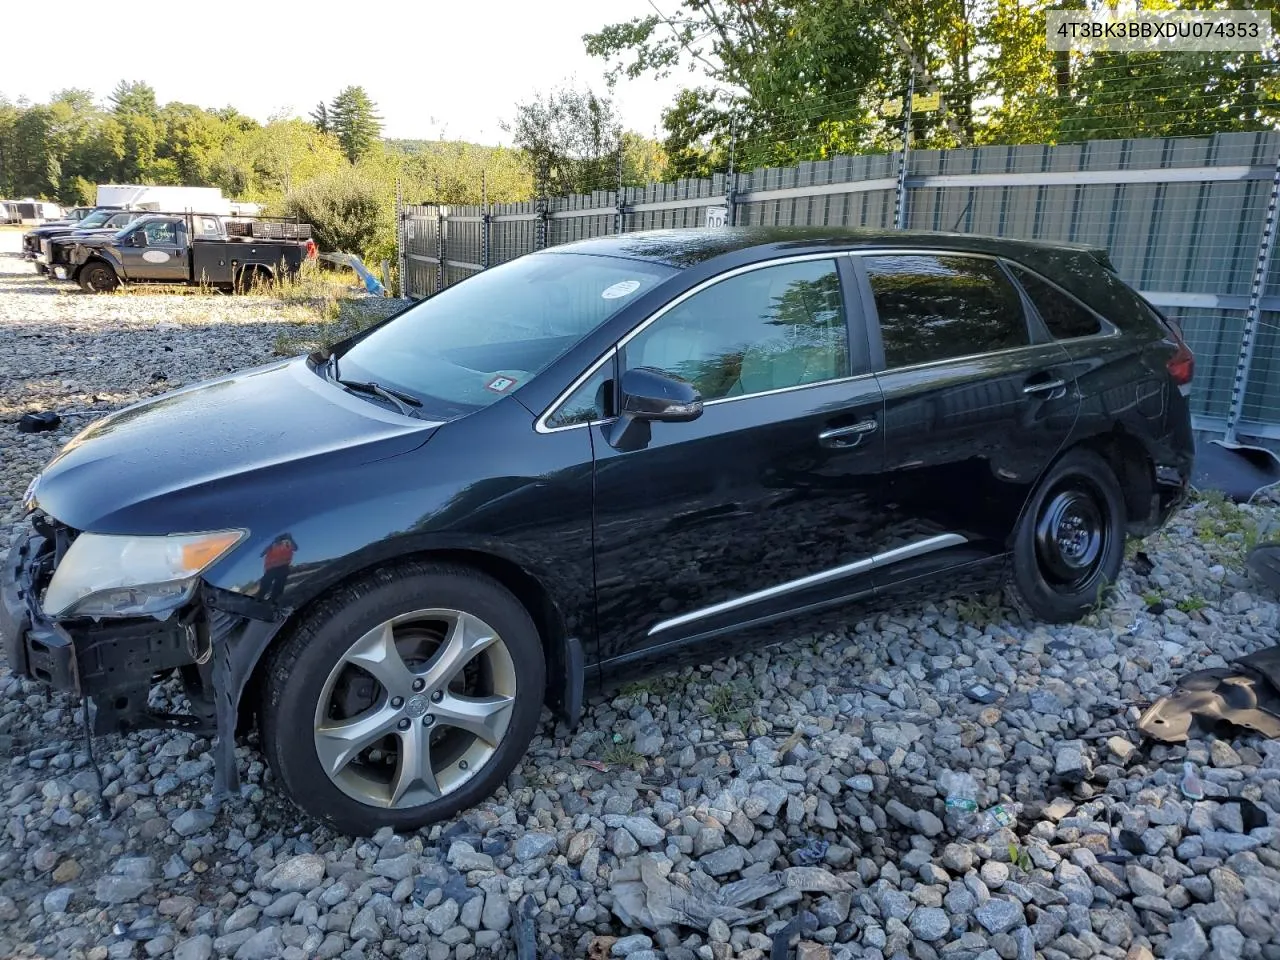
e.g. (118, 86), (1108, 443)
(397, 130), (1280, 444)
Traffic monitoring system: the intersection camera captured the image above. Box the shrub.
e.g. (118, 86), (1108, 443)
(283, 169), (387, 261)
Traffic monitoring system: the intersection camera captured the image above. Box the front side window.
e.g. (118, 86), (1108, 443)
(865, 254), (1029, 368)
(546, 360), (615, 428)
(337, 253), (673, 419)
(143, 220), (178, 245)
(624, 259), (849, 401)
(1008, 264), (1103, 339)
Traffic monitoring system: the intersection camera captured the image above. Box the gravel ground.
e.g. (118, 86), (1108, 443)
(2, 230), (1280, 960)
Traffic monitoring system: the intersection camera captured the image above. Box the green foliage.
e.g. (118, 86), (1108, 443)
(328, 86), (383, 164)
(504, 83), (621, 195)
(587, 0), (1280, 169)
(283, 168), (387, 258)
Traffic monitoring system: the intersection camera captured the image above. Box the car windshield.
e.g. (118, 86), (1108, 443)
(77, 211), (112, 229)
(336, 252), (674, 419)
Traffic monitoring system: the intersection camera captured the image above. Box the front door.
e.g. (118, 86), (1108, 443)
(120, 219), (187, 282)
(856, 252), (1081, 590)
(586, 255), (889, 671)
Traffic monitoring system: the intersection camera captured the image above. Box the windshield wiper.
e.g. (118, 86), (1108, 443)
(321, 352), (421, 417)
(340, 378), (422, 417)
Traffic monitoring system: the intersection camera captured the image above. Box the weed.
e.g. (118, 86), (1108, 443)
(601, 739), (641, 768)
(706, 680), (753, 727)
(956, 592), (1003, 625)
(1007, 842), (1033, 872)
(1176, 595), (1207, 614)
(1142, 591), (1162, 606)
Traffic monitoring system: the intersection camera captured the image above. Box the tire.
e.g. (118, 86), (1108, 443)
(78, 261), (119, 293)
(260, 562), (545, 835)
(234, 266), (270, 294)
(1006, 447), (1127, 623)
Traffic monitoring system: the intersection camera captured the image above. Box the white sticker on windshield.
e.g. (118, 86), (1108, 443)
(485, 375), (517, 393)
(601, 280), (641, 300)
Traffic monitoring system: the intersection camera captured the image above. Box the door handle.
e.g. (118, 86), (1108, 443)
(1023, 378), (1066, 395)
(819, 420), (878, 448)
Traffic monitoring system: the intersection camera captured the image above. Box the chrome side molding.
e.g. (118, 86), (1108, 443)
(647, 533), (967, 636)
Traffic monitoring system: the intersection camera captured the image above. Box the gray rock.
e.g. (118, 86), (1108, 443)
(1165, 918), (1208, 960)
(267, 854), (326, 893)
(974, 898), (1025, 934)
(447, 841), (494, 871)
(234, 927), (283, 960)
(604, 815), (666, 847)
(916, 809), (944, 837)
(174, 935), (213, 960)
(1126, 863), (1166, 899)
(426, 899), (459, 936)
(941, 843), (975, 873)
(633, 724), (664, 757)
(95, 875), (151, 904)
(514, 832), (557, 862)
(172, 809), (216, 837)
(909, 907), (950, 941)
(42, 887), (73, 914)
(349, 905), (380, 942)
(612, 934), (655, 956)
(700, 845), (746, 877)
(482, 886), (510, 931)
(373, 853), (416, 881)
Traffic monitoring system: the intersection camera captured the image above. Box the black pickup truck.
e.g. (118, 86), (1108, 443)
(60, 214), (315, 292)
(23, 207), (131, 263)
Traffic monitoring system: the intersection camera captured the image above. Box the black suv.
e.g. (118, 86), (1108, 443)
(1, 227), (1194, 834)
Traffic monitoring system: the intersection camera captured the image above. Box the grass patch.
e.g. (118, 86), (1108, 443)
(1176, 595), (1207, 614)
(705, 679), (753, 727)
(601, 738), (642, 768)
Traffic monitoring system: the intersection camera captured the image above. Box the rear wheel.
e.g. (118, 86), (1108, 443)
(78, 261), (118, 293)
(1007, 448), (1127, 622)
(260, 562), (545, 834)
(234, 265), (270, 294)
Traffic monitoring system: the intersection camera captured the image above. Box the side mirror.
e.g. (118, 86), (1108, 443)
(619, 366), (703, 422)
(129, 232), (146, 247)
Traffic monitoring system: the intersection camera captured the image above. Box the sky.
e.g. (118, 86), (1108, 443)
(1, 0), (700, 145)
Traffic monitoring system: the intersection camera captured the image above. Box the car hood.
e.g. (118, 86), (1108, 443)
(29, 357), (441, 533)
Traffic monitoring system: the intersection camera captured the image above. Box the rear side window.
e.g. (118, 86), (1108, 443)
(1008, 264), (1102, 339)
(864, 254), (1029, 368)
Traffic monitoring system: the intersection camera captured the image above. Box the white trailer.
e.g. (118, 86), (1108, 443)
(96, 184), (231, 215)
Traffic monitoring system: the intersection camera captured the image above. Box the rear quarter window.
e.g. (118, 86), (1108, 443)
(1007, 264), (1103, 339)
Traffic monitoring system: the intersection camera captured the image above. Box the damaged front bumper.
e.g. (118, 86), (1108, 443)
(2, 514), (289, 799)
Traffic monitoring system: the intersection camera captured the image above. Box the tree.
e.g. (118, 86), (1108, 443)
(310, 102), (330, 133)
(503, 84), (623, 195)
(328, 86), (382, 163)
(109, 80), (158, 117)
(283, 168), (387, 257)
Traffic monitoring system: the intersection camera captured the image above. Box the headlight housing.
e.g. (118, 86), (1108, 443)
(43, 530), (246, 619)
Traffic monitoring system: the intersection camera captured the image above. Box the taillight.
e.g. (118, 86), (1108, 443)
(1165, 319), (1194, 387)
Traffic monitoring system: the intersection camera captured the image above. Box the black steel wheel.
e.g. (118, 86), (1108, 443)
(1008, 447), (1127, 622)
(78, 262), (119, 293)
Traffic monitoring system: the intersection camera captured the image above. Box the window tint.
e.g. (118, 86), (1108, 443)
(1008, 264), (1103, 339)
(547, 361), (614, 428)
(865, 255), (1029, 368)
(625, 259), (849, 401)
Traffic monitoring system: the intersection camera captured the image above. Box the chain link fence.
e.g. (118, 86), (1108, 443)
(397, 129), (1280, 445)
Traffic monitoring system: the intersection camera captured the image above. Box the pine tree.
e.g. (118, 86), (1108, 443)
(310, 102), (329, 133)
(328, 86), (382, 163)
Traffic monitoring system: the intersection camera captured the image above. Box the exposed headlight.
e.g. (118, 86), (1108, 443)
(43, 530), (246, 619)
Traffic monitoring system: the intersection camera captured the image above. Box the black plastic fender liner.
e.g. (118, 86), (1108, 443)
(198, 584), (291, 805)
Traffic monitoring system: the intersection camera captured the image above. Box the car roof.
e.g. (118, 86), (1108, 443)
(541, 226), (1111, 269)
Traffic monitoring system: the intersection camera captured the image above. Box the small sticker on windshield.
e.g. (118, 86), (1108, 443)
(601, 280), (642, 300)
(486, 375), (518, 393)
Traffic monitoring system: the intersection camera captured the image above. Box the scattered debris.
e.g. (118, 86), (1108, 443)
(1139, 647), (1280, 742)
(16, 410), (60, 432)
(1180, 761), (1205, 800)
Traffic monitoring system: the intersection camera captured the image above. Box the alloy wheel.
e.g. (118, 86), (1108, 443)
(312, 609), (517, 809)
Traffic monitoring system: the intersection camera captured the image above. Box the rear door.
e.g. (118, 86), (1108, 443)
(583, 254), (890, 671)
(857, 251), (1081, 589)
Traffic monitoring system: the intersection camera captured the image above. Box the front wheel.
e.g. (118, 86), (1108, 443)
(78, 262), (119, 293)
(1007, 447), (1127, 622)
(260, 563), (545, 834)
